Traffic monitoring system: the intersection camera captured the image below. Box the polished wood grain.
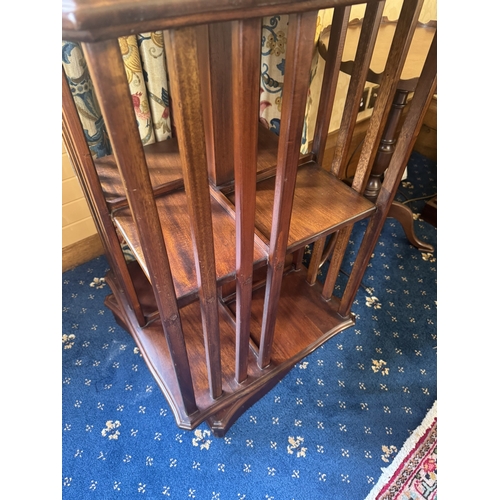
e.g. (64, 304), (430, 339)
(94, 139), (184, 209)
(317, 3), (434, 257)
(339, 31), (437, 317)
(227, 267), (355, 365)
(62, 68), (146, 326)
(318, 115), (371, 179)
(197, 21), (235, 186)
(241, 161), (375, 251)
(94, 123), (281, 209)
(164, 26), (223, 400)
(105, 263), (354, 431)
(388, 202), (434, 252)
(352, 0), (425, 193)
(113, 189), (268, 301)
(330, 0), (384, 179)
(231, 18), (262, 383)
(63, 0), (375, 42)
(320, 225), (352, 302)
(292, 246), (305, 271)
(322, 0), (425, 301)
(106, 260), (166, 324)
(306, 235), (326, 285)
(363, 90), (410, 201)
(257, 11), (319, 369)
(311, 5), (351, 167)
(83, 38), (198, 416)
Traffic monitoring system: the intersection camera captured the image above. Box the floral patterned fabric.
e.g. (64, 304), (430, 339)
(63, 15), (328, 159)
(259, 11), (333, 154)
(62, 41), (112, 159)
(136, 32), (172, 142)
(259, 15), (289, 136)
(118, 35), (155, 146)
(63, 32), (174, 156)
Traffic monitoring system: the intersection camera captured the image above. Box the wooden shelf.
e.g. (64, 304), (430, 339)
(225, 266), (354, 364)
(113, 188), (269, 302)
(224, 161), (376, 251)
(112, 159), (374, 303)
(94, 139), (184, 208)
(105, 264), (354, 433)
(94, 124), (281, 209)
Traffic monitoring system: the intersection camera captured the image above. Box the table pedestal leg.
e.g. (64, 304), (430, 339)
(364, 89), (434, 253)
(388, 201), (434, 252)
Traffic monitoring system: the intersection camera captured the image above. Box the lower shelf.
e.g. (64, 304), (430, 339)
(113, 188), (269, 302)
(105, 263), (355, 435)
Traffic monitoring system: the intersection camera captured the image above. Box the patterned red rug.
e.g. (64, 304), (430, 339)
(366, 401), (437, 500)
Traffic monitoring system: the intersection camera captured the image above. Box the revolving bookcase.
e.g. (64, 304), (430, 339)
(62, 0), (437, 436)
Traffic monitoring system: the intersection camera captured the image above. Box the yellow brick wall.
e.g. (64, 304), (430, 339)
(62, 142), (98, 248)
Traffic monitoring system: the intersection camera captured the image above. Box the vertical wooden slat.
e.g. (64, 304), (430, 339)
(306, 236), (326, 285)
(320, 1), (386, 301)
(231, 18), (262, 383)
(82, 40), (198, 416)
(62, 69), (146, 327)
(164, 27), (223, 400)
(321, 226), (352, 301)
(351, 0), (425, 193)
(330, 0), (385, 179)
(339, 32), (437, 317)
(197, 21), (235, 186)
(258, 11), (318, 369)
(311, 5), (351, 167)
(292, 247), (305, 271)
(321, 0), (425, 302)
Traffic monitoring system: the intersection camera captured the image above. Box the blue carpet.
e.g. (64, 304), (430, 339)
(62, 151), (437, 499)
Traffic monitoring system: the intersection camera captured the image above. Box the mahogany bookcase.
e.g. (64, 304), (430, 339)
(62, 0), (437, 436)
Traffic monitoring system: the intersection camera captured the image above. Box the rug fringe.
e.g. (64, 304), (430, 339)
(365, 400), (437, 500)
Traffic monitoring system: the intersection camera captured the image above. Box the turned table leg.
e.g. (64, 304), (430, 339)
(364, 88), (434, 253)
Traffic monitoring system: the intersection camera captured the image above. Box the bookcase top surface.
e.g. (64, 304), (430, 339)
(62, 0), (373, 42)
